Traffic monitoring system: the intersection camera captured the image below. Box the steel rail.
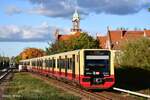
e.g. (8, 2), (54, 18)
(0, 69), (11, 81)
(113, 87), (150, 99)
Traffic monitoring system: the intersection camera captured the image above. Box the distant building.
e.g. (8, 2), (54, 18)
(54, 10), (150, 50)
(55, 10), (82, 41)
(97, 28), (150, 50)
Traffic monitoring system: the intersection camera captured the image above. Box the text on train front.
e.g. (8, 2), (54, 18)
(84, 50), (110, 85)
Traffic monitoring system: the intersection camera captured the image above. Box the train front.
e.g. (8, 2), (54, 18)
(81, 49), (115, 89)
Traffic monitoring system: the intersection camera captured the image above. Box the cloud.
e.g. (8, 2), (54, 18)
(5, 5), (22, 15)
(5, 0), (150, 17)
(0, 22), (68, 42)
(77, 0), (150, 15)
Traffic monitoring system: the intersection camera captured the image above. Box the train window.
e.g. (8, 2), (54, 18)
(42, 60), (43, 67)
(37, 60), (39, 66)
(68, 59), (70, 69)
(57, 59), (59, 68)
(60, 59), (63, 69)
(45, 60), (47, 67)
(32, 61), (35, 66)
(68, 58), (72, 70)
(61, 59), (65, 69)
(48, 59), (51, 67)
(50, 59), (53, 67)
(67, 58), (69, 69)
(60, 59), (62, 68)
(65, 56), (67, 69)
(47, 59), (49, 67)
(60, 59), (62, 69)
(58, 56), (61, 69)
(40, 60), (42, 67)
(84, 50), (110, 76)
(34, 61), (36, 66)
(39, 61), (41, 66)
(35, 60), (37, 67)
(33, 61), (35, 66)
(52, 58), (55, 68)
(28, 62), (29, 65)
(19, 62), (23, 65)
(72, 55), (75, 68)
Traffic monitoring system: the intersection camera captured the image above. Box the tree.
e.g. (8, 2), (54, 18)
(46, 32), (100, 55)
(120, 38), (150, 70)
(15, 55), (21, 64)
(20, 48), (45, 60)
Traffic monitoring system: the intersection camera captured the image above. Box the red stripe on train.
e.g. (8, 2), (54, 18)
(29, 66), (115, 89)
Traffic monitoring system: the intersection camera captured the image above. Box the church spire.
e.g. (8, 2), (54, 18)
(71, 9), (81, 33)
(72, 9), (80, 21)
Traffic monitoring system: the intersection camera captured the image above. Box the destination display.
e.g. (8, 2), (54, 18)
(86, 55), (109, 60)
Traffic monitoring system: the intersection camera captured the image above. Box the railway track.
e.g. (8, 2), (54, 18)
(0, 68), (13, 100)
(0, 68), (11, 82)
(30, 72), (136, 100)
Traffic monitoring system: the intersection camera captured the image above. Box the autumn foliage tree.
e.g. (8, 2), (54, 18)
(19, 48), (45, 60)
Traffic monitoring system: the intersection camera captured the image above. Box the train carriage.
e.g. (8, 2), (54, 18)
(20, 49), (115, 89)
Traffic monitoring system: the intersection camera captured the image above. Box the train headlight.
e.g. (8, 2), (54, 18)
(94, 78), (103, 84)
(103, 72), (109, 76)
(93, 71), (100, 75)
(96, 78), (102, 83)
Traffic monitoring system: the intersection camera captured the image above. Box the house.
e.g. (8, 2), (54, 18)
(97, 27), (150, 50)
(53, 10), (150, 51)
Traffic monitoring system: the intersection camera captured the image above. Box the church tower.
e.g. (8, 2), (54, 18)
(71, 9), (81, 33)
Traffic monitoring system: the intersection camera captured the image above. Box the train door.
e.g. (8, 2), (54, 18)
(65, 56), (67, 77)
(40, 60), (43, 73)
(37, 60), (39, 72)
(48, 58), (51, 72)
(52, 57), (55, 74)
(72, 55), (75, 79)
(44, 59), (47, 72)
(59, 56), (61, 75)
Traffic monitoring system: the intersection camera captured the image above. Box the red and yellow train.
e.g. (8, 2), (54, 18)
(20, 49), (115, 89)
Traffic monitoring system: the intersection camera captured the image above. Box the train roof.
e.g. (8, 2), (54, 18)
(20, 49), (112, 62)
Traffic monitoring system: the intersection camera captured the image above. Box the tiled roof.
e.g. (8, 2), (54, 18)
(97, 36), (107, 49)
(97, 30), (150, 50)
(57, 32), (80, 41)
(145, 30), (150, 37)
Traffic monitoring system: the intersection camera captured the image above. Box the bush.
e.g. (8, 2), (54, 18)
(120, 37), (150, 70)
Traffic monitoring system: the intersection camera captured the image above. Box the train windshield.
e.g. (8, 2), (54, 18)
(84, 50), (110, 76)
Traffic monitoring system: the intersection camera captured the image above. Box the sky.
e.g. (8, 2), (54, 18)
(0, 0), (150, 57)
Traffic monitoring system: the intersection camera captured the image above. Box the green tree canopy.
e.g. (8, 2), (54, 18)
(120, 37), (150, 70)
(15, 55), (21, 64)
(46, 32), (100, 55)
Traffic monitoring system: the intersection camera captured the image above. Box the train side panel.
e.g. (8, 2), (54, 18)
(20, 49), (115, 89)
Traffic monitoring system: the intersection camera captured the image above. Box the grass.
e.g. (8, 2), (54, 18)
(4, 72), (80, 100)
